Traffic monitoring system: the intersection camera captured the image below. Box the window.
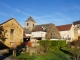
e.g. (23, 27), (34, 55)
(33, 24), (34, 26)
(12, 23), (13, 25)
(67, 35), (69, 38)
(27, 23), (29, 26)
(10, 29), (14, 36)
(62, 36), (64, 39)
(78, 30), (80, 34)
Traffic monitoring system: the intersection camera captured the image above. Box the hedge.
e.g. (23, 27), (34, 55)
(39, 40), (66, 50)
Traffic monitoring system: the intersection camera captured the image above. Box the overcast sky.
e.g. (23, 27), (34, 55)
(0, 0), (80, 27)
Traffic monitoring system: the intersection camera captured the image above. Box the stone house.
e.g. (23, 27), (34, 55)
(56, 20), (80, 41)
(56, 24), (72, 40)
(73, 20), (80, 40)
(0, 18), (23, 48)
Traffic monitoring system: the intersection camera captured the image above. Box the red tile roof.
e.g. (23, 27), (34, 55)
(56, 24), (72, 31)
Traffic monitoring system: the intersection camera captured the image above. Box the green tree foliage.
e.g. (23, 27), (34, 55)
(39, 40), (66, 52)
(39, 40), (51, 52)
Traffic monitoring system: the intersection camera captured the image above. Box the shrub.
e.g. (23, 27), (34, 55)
(39, 40), (66, 51)
(39, 40), (51, 52)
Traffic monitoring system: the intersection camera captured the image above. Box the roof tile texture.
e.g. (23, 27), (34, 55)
(56, 24), (72, 31)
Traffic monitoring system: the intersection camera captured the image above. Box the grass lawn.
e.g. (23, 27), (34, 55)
(13, 50), (73, 60)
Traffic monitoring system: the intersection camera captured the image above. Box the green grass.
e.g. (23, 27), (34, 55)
(14, 50), (73, 60)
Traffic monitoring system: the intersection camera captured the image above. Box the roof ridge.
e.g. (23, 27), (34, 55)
(56, 24), (72, 27)
(37, 23), (54, 26)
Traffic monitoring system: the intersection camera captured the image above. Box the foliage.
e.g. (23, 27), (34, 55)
(64, 40), (80, 60)
(0, 26), (7, 42)
(70, 40), (80, 47)
(0, 26), (4, 38)
(39, 40), (51, 52)
(45, 24), (61, 40)
(39, 40), (66, 51)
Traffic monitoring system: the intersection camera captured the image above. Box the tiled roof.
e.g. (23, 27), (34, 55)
(25, 16), (36, 23)
(56, 24), (72, 31)
(32, 23), (54, 32)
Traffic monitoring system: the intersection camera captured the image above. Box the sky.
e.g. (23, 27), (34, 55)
(0, 0), (80, 27)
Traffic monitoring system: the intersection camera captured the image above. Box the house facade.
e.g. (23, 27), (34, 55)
(56, 24), (72, 40)
(56, 21), (80, 41)
(32, 26), (47, 40)
(72, 21), (80, 40)
(0, 18), (23, 48)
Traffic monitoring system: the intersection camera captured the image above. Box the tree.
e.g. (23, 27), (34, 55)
(43, 24), (61, 52)
(45, 24), (61, 40)
(0, 25), (7, 43)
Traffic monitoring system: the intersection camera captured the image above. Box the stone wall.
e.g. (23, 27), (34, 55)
(74, 24), (80, 40)
(0, 18), (23, 48)
(24, 21), (36, 31)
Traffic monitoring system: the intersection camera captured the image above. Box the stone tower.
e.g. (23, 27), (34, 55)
(24, 16), (36, 31)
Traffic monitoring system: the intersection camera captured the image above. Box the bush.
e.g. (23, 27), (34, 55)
(39, 40), (66, 50)
(39, 40), (51, 52)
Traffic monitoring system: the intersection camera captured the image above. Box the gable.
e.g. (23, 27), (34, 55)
(0, 18), (23, 29)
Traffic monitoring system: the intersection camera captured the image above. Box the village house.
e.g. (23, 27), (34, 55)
(56, 24), (72, 40)
(0, 18), (23, 48)
(56, 20), (80, 41)
(24, 16), (61, 40)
